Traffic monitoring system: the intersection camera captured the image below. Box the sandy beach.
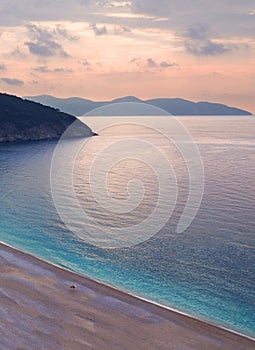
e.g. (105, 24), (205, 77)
(0, 242), (254, 350)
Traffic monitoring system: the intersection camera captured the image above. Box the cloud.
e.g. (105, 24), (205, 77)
(247, 9), (255, 15)
(33, 66), (73, 73)
(24, 24), (73, 57)
(185, 40), (231, 56)
(81, 59), (93, 71)
(131, 0), (255, 39)
(34, 66), (51, 73)
(54, 25), (79, 41)
(53, 67), (73, 73)
(92, 0), (132, 8)
(82, 59), (91, 66)
(160, 61), (175, 68)
(0, 0), (254, 41)
(25, 42), (59, 57)
(147, 58), (176, 68)
(131, 0), (255, 19)
(90, 24), (108, 36)
(130, 57), (140, 63)
(89, 23), (130, 36)
(186, 24), (210, 40)
(109, 1), (132, 8)
(0, 63), (7, 71)
(184, 24), (231, 56)
(1, 77), (24, 85)
(147, 58), (157, 67)
(112, 25), (130, 34)
(11, 47), (27, 59)
(131, 57), (177, 69)
(0, 1), (95, 26)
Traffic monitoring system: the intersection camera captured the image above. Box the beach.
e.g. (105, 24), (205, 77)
(0, 242), (254, 350)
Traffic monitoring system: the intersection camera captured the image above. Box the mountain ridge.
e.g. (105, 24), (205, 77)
(24, 95), (252, 116)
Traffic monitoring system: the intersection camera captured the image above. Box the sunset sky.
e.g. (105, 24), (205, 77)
(0, 0), (254, 112)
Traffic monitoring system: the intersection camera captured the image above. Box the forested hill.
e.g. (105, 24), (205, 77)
(0, 93), (94, 142)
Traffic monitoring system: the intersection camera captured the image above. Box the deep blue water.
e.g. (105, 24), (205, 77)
(0, 116), (254, 337)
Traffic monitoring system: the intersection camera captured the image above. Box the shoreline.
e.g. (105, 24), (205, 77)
(1, 241), (254, 341)
(1, 241), (254, 350)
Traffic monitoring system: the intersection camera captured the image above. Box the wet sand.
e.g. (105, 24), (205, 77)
(0, 242), (254, 350)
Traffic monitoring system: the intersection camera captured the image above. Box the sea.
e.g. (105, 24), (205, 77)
(0, 116), (254, 338)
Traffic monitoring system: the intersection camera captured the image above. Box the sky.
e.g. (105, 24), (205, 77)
(0, 0), (254, 112)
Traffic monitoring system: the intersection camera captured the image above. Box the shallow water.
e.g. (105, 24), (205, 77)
(0, 116), (254, 337)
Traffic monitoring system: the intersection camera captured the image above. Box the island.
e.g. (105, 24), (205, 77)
(0, 93), (95, 142)
(24, 94), (252, 116)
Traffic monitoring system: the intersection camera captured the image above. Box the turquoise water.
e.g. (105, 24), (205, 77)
(0, 116), (254, 337)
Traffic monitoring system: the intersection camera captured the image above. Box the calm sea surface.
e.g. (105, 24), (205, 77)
(0, 116), (254, 337)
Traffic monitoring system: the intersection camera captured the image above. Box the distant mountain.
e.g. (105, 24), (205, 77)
(24, 95), (252, 116)
(145, 98), (252, 116)
(0, 93), (94, 143)
(111, 96), (142, 103)
(24, 94), (105, 116)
